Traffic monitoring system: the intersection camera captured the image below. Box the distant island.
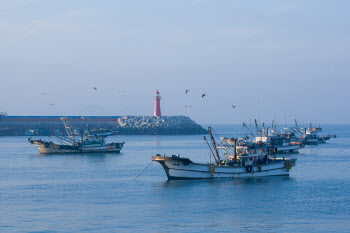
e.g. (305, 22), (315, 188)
(0, 115), (207, 136)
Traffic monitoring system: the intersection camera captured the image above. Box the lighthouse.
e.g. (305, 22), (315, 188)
(154, 90), (161, 116)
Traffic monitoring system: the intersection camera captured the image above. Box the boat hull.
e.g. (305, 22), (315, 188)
(276, 144), (301, 153)
(303, 139), (319, 145)
(30, 140), (124, 154)
(152, 156), (296, 180)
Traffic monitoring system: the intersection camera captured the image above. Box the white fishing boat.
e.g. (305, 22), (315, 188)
(153, 127), (296, 180)
(28, 117), (124, 154)
(152, 155), (296, 180)
(254, 135), (301, 153)
(241, 120), (301, 154)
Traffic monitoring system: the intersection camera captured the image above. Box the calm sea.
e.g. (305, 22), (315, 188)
(0, 124), (350, 232)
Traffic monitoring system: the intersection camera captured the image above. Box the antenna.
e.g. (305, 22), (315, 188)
(249, 117), (252, 131)
(254, 119), (260, 137)
(284, 114), (287, 128)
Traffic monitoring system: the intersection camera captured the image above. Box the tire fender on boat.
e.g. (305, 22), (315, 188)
(209, 164), (215, 178)
(285, 161), (291, 171)
(246, 165), (253, 173)
(182, 159), (190, 165)
(44, 142), (49, 148)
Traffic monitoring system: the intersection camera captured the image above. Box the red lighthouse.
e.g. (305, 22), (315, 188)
(154, 90), (161, 116)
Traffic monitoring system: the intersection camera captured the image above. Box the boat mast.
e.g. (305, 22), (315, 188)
(233, 138), (238, 163)
(208, 126), (221, 165)
(204, 136), (219, 165)
(262, 123), (265, 136)
(255, 119), (260, 137)
(60, 117), (78, 143)
(294, 119), (302, 138)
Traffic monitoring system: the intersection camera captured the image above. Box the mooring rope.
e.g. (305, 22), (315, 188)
(9, 144), (34, 156)
(133, 161), (153, 180)
(338, 144), (350, 152)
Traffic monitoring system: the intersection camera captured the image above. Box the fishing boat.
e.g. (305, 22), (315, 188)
(294, 121), (336, 145)
(254, 134), (301, 153)
(152, 127), (296, 180)
(241, 120), (301, 154)
(28, 117), (125, 154)
(302, 123), (336, 145)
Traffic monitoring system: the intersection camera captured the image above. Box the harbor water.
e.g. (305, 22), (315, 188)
(0, 124), (350, 232)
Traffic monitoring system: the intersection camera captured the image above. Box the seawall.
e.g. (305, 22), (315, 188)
(0, 115), (207, 136)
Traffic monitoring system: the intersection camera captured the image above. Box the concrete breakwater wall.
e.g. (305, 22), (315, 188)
(0, 116), (207, 136)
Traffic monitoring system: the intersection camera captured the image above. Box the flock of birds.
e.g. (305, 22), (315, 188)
(94, 87), (125, 96)
(184, 90), (204, 109)
(184, 89), (236, 109)
(42, 87), (237, 110)
(42, 92), (56, 107)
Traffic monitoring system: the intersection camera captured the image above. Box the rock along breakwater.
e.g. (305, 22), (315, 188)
(0, 115), (207, 136)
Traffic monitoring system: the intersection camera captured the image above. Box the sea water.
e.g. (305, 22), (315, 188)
(0, 124), (350, 232)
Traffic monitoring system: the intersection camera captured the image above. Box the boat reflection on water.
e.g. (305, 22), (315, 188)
(154, 140), (161, 147)
(153, 175), (294, 191)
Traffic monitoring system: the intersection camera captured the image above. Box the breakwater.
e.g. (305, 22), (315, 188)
(0, 115), (207, 136)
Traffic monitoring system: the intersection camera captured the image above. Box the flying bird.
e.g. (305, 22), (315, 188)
(94, 87), (98, 90)
(185, 106), (192, 109)
(48, 103), (56, 107)
(201, 94), (206, 98)
(185, 90), (190, 94)
(232, 105), (236, 108)
(42, 92), (48, 96)
(118, 91), (126, 96)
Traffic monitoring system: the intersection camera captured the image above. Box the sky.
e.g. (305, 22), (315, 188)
(0, 0), (349, 124)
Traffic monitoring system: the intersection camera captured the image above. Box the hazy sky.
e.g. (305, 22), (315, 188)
(0, 0), (349, 124)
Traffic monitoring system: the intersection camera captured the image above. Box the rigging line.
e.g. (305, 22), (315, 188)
(133, 161), (153, 181)
(210, 128), (223, 138)
(211, 127), (222, 136)
(217, 140), (234, 153)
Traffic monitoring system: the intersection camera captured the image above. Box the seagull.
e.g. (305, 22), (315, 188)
(49, 103), (56, 107)
(232, 105), (236, 108)
(202, 94), (206, 98)
(94, 87), (98, 90)
(185, 90), (190, 94)
(118, 91), (126, 96)
(185, 106), (192, 109)
(42, 92), (48, 96)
